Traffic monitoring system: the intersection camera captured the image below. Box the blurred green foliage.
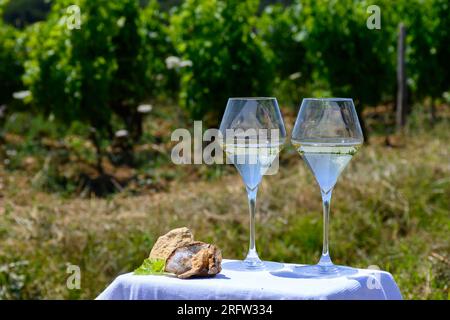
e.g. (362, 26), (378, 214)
(2, 0), (50, 28)
(141, 1), (178, 96)
(405, 0), (450, 102)
(258, 2), (311, 106)
(0, 16), (24, 106)
(22, 0), (167, 142)
(0, 0), (449, 135)
(170, 0), (274, 122)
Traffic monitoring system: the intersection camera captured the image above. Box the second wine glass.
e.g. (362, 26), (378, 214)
(291, 98), (364, 276)
(219, 97), (286, 269)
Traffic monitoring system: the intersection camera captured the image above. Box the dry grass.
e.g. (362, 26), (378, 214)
(1, 121), (449, 299)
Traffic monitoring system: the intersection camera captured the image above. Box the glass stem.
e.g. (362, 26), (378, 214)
(318, 189), (333, 267)
(244, 186), (262, 265)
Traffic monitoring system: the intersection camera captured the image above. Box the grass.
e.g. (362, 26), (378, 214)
(0, 112), (449, 300)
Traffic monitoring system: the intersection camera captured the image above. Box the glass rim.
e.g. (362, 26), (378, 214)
(302, 98), (353, 102)
(228, 97), (277, 101)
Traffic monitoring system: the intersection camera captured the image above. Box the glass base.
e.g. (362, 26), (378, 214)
(293, 264), (357, 278)
(243, 256), (265, 270)
(222, 260), (284, 272)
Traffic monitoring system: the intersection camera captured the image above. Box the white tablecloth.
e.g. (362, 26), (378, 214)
(96, 259), (402, 300)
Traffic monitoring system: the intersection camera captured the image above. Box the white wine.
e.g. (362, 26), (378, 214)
(292, 140), (361, 193)
(223, 143), (283, 190)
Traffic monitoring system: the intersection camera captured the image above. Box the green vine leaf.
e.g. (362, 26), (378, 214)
(133, 258), (167, 275)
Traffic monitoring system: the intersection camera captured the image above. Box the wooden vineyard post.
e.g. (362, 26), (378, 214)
(396, 23), (407, 131)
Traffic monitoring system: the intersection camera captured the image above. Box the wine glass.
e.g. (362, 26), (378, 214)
(291, 98), (363, 276)
(219, 97), (286, 269)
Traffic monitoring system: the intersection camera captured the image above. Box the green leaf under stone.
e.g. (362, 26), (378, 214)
(133, 258), (167, 275)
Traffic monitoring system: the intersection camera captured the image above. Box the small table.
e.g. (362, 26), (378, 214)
(96, 259), (402, 300)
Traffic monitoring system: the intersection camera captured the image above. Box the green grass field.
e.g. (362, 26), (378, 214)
(0, 111), (449, 300)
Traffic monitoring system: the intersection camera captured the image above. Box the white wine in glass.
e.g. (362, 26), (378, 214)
(291, 141), (361, 194)
(222, 142), (283, 191)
